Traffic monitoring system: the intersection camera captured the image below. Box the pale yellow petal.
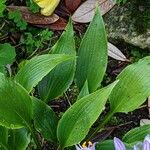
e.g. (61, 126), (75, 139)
(41, 0), (60, 16)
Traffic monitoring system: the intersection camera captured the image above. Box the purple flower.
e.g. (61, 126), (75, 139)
(114, 137), (126, 150)
(75, 141), (96, 150)
(114, 135), (150, 150)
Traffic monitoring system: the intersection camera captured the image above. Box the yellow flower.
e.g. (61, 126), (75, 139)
(34, 0), (60, 16)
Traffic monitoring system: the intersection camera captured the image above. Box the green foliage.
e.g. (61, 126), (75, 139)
(109, 56), (150, 113)
(75, 8), (107, 93)
(0, 73), (32, 129)
(123, 125), (150, 144)
(38, 20), (76, 102)
(26, 0), (40, 13)
(57, 81), (118, 148)
(8, 10), (27, 30)
(0, 4), (150, 150)
(0, 43), (16, 74)
(20, 29), (53, 53)
(8, 128), (30, 150)
(0, 0), (6, 17)
(0, 126), (8, 149)
(15, 54), (75, 93)
(33, 98), (58, 142)
(116, 0), (128, 4)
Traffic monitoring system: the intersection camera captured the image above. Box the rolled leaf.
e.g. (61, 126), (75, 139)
(110, 56), (150, 113)
(57, 81), (118, 148)
(15, 54), (75, 93)
(75, 8), (107, 93)
(38, 20), (76, 102)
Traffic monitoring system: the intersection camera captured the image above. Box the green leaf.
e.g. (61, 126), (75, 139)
(0, 0), (6, 17)
(8, 10), (27, 30)
(0, 126), (8, 149)
(15, 54), (75, 93)
(0, 43), (16, 65)
(38, 20), (76, 102)
(96, 140), (133, 150)
(0, 73), (32, 129)
(123, 125), (150, 145)
(96, 140), (115, 150)
(8, 128), (30, 150)
(110, 56), (150, 113)
(77, 80), (89, 100)
(75, 8), (107, 93)
(33, 98), (58, 142)
(57, 81), (118, 148)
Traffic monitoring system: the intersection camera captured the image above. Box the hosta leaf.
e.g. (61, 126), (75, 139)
(96, 140), (115, 150)
(0, 73), (32, 129)
(15, 54), (75, 93)
(57, 81), (118, 148)
(96, 140), (133, 150)
(123, 125), (150, 145)
(33, 98), (58, 142)
(38, 20), (76, 102)
(110, 56), (150, 113)
(0, 126), (8, 149)
(77, 80), (89, 100)
(0, 43), (16, 65)
(75, 8), (107, 93)
(8, 128), (30, 150)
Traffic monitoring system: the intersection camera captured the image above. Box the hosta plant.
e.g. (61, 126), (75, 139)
(0, 8), (150, 150)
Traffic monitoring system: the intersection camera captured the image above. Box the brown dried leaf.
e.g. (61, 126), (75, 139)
(72, 0), (116, 23)
(65, 0), (81, 13)
(36, 17), (67, 31)
(108, 42), (129, 62)
(7, 6), (59, 25)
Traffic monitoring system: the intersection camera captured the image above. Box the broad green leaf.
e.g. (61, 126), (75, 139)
(15, 54), (75, 93)
(75, 8), (107, 93)
(110, 56), (150, 113)
(38, 20), (76, 102)
(57, 81), (118, 148)
(33, 98), (58, 142)
(8, 128), (30, 150)
(123, 125), (150, 145)
(96, 140), (115, 150)
(0, 73), (32, 129)
(77, 80), (89, 100)
(96, 140), (133, 150)
(0, 43), (16, 65)
(0, 126), (8, 149)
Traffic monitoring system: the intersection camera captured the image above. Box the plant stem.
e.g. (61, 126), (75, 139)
(29, 125), (42, 150)
(88, 111), (114, 140)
